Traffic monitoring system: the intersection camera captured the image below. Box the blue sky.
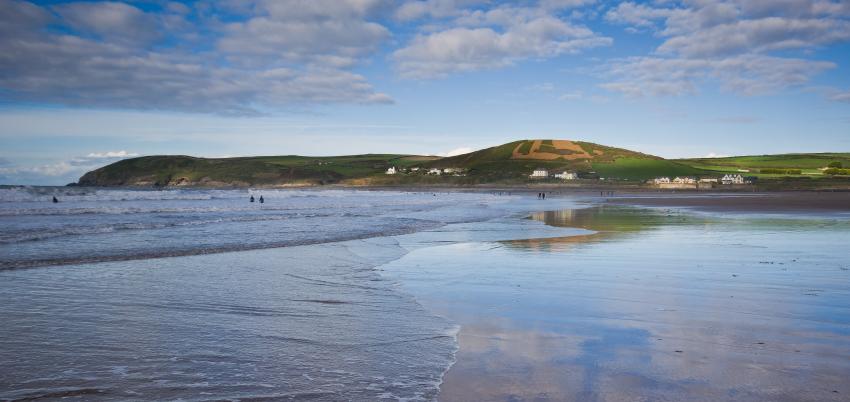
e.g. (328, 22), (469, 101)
(1, 0), (849, 185)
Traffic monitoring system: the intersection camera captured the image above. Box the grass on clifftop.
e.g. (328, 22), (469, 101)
(78, 154), (439, 186)
(591, 158), (708, 181)
(676, 153), (850, 178)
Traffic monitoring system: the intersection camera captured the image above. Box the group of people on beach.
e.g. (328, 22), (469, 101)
(249, 195), (264, 203)
(537, 192), (546, 200)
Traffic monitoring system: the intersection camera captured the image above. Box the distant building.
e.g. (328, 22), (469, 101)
(443, 167), (461, 174)
(428, 168), (442, 175)
(385, 166), (397, 175)
(410, 167), (420, 172)
(722, 174), (745, 185)
(699, 178), (718, 183)
(654, 176), (698, 189)
(554, 171), (577, 180)
(530, 168), (549, 178)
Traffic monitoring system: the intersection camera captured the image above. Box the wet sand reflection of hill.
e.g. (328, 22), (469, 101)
(503, 206), (695, 252)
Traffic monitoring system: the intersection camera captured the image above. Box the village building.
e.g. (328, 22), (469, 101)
(554, 171), (577, 180)
(428, 168), (442, 175)
(653, 176), (698, 189)
(385, 166), (397, 175)
(722, 174), (745, 185)
(699, 178), (718, 183)
(529, 168), (549, 178)
(442, 167), (462, 174)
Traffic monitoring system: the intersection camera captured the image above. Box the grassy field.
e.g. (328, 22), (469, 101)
(591, 158), (708, 181)
(675, 153), (850, 178)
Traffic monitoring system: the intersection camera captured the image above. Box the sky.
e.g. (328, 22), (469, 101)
(1, 0), (849, 185)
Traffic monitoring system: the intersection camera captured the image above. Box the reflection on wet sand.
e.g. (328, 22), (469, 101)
(383, 206), (850, 401)
(503, 206), (691, 252)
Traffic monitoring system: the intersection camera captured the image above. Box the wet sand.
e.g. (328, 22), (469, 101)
(605, 191), (850, 213)
(382, 204), (850, 401)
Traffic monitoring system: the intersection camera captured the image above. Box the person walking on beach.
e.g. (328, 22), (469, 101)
(259, 195), (264, 204)
(250, 195), (255, 202)
(52, 196), (58, 203)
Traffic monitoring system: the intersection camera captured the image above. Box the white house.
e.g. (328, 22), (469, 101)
(410, 167), (420, 172)
(722, 174), (745, 184)
(652, 177), (671, 184)
(699, 177), (718, 183)
(530, 168), (549, 178)
(673, 177), (696, 184)
(428, 168), (442, 175)
(443, 167), (461, 174)
(554, 171), (577, 180)
(385, 166), (397, 175)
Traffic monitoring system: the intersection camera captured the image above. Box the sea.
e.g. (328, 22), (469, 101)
(2, 186), (849, 401)
(0, 186), (579, 401)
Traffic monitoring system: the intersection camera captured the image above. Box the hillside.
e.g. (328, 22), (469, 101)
(429, 139), (705, 181)
(77, 154), (438, 187)
(76, 141), (849, 188)
(676, 153), (850, 178)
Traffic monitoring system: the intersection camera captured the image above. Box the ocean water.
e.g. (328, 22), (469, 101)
(0, 187), (581, 401)
(0, 187), (510, 269)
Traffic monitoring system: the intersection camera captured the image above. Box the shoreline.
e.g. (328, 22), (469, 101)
(10, 182), (850, 192)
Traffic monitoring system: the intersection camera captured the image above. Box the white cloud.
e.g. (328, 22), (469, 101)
(0, 0), (394, 115)
(395, 0), (485, 21)
(394, 4), (611, 78)
(601, 0), (850, 99)
(602, 55), (835, 97)
(55, 1), (161, 45)
(657, 17), (850, 57)
(539, 0), (597, 10)
(437, 147), (473, 157)
(0, 150), (143, 185)
(829, 90), (850, 103)
(218, 0), (392, 67)
(86, 150), (140, 158)
(0, 161), (78, 177)
(605, 2), (677, 28)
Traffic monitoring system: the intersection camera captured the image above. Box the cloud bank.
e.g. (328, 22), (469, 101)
(602, 0), (850, 98)
(0, 0), (394, 115)
(0, 0), (848, 115)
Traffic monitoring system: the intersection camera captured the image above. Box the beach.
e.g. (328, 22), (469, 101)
(1, 188), (849, 401)
(382, 201), (850, 401)
(605, 191), (850, 214)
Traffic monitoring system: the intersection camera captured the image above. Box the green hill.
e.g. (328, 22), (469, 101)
(76, 140), (849, 187)
(77, 154), (438, 187)
(428, 139), (706, 181)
